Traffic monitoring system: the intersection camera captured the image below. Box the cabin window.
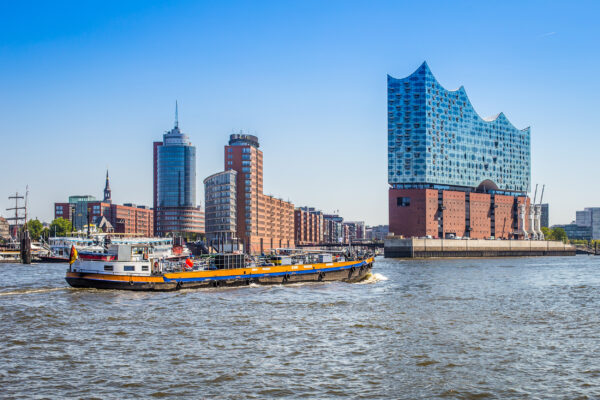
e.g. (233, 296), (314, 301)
(104, 265), (114, 271)
(124, 266), (135, 272)
(141, 265), (149, 272)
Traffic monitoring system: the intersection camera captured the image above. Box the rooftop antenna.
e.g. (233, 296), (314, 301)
(175, 100), (179, 128)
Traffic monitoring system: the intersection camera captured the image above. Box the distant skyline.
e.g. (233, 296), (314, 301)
(1, 0), (599, 226)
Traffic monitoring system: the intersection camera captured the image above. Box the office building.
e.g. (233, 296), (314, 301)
(574, 207), (600, 240)
(323, 214), (347, 244)
(219, 133), (295, 253)
(204, 170), (238, 248)
(344, 221), (366, 242)
(153, 106), (204, 236)
(366, 225), (389, 241)
(551, 223), (592, 241)
(388, 62), (531, 239)
(541, 203), (549, 228)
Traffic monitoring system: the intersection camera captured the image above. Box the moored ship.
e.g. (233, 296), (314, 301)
(41, 235), (189, 263)
(65, 242), (374, 291)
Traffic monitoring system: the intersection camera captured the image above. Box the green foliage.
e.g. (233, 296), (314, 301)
(551, 227), (567, 243)
(49, 218), (73, 237)
(540, 226), (551, 239)
(26, 219), (44, 240)
(570, 239), (600, 247)
(543, 227), (568, 243)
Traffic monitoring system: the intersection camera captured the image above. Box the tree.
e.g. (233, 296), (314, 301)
(540, 226), (551, 239)
(25, 219), (44, 240)
(49, 218), (72, 237)
(552, 227), (568, 243)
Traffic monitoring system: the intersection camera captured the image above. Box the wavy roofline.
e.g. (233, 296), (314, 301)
(389, 61), (530, 132)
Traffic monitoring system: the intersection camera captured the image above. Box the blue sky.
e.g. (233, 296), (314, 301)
(1, 0), (599, 226)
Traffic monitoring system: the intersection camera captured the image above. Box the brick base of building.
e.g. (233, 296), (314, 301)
(389, 188), (529, 239)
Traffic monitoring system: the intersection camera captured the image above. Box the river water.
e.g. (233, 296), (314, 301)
(1, 256), (599, 399)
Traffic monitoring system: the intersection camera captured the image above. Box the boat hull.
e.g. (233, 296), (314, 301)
(39, 256), (69, 263)
(65, 258), (374, 291)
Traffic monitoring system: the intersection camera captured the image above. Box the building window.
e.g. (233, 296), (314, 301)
(397, 197), (411, 207)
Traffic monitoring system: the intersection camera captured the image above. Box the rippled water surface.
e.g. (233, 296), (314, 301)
(1, 256), (600, 399)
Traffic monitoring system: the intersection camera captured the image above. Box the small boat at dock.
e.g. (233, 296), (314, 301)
(65, 242), (374, 291)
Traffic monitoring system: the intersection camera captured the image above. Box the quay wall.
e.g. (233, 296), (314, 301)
(384, 238), (576, 258)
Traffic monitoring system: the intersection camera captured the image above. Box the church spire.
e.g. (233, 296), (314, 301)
(103, 170), (112, 203)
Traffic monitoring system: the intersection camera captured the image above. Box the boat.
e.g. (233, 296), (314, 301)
(65, 243), (375, 291)
(41, 235), (189, 263)
(39, 237), (98, 263)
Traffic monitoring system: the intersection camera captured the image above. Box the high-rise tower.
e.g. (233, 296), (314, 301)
(222, 133), (294, 253)
(153, 104), (204, 236)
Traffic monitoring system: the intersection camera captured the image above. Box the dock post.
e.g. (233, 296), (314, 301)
(20, 230), (31, 264)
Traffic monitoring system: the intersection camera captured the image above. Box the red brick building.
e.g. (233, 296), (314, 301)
(54, 172), (154, 236)
(294, 207), (324, 245)
(224, 134), (295, 253)
(389, 188), (529, 239)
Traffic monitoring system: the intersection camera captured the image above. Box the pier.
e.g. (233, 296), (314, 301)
(384, 238), (576, 258)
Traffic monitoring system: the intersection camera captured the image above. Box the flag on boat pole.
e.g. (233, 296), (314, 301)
(69, 245), (78, 265)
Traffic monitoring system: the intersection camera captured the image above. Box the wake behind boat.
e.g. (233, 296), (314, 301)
(65, 241), (374, 291)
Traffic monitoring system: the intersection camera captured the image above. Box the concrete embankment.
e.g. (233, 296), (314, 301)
(384, 238), (576, 258)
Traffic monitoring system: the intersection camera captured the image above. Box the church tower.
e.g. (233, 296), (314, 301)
(103, 170), (112, 203)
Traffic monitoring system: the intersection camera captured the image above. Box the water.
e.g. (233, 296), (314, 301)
(1, 256), (599, 399)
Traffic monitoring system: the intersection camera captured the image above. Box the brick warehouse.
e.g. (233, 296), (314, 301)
(388, 62), (531, 239)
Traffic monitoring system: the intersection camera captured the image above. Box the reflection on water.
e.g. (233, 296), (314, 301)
(1, 256), (599, 398)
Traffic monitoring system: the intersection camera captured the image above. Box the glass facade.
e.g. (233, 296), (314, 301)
(157, 127), (196, 208)
(388, 62), (530, 194)
(154, 121), (204, 235)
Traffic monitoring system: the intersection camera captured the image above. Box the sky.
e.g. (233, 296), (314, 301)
(1, 0), (599, 226)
